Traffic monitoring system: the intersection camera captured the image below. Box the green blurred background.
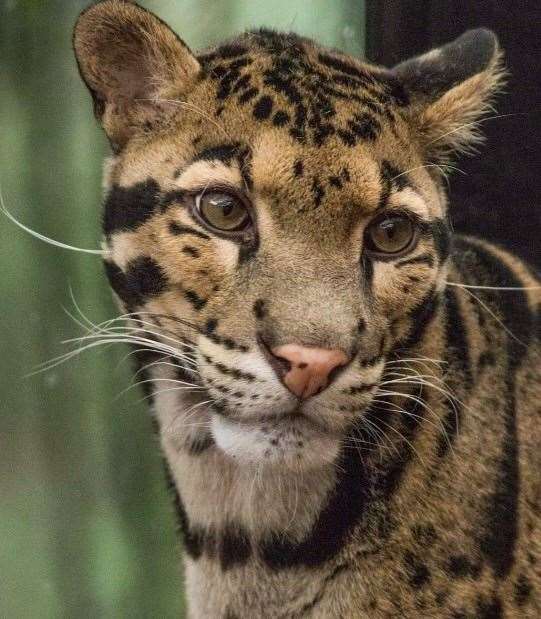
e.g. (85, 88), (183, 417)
(0, 2), (365, 617)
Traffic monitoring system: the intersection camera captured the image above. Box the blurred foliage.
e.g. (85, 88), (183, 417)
(0, 1), (364, 617)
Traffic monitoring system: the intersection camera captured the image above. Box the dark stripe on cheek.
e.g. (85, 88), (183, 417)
(395, 289), (441, 351)
(103, 179), (161, 236)
(361, 253), (374, 292)
(104, 257), (168, 308)
(184, 289), (208, 310)
(417, 218), (451, 262)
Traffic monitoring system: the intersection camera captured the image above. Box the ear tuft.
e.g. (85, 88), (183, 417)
(392, 29), (505, 164)
(73, 0), (201, 149)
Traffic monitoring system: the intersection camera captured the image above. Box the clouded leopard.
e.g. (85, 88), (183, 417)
(72, 1), (540, 617)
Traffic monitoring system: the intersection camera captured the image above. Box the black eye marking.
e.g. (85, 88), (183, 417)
(182, 246), (200, 258)
(103, 179), (161, 237)
(293, 160), (304, 178)
(184, 289), (208, 310)
(253, 299), (266, 320)
(253, 95), (274, 120)
(168, 222), (211, 240)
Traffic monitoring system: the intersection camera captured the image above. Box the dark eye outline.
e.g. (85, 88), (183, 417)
(363, 210), (419, 259)
(189, 185), (255, 242)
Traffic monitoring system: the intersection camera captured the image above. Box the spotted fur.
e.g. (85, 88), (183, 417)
(74, 2), (540, 617)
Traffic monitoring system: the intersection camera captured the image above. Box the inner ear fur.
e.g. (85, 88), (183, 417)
(73, 0), (201, 150)
(392, 29), (505, 164)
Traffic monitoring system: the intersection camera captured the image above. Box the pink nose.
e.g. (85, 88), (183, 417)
(271, 344), (349, 399)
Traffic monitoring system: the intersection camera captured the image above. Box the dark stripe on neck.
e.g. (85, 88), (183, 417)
(437, 286), (472, 457)
(452, 238), (533, 579)
(260, 440), (368, 569)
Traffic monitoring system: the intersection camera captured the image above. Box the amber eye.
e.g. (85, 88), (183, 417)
(195, 191), (251, 233)
(365, 213), (416, 255)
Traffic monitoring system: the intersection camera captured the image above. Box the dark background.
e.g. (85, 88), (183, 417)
(367, 0), (541, 269)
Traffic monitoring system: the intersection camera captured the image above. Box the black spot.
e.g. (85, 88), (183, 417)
(404, 552), (431, 588)
(220, 525), (252, 570)
(293, 160), (304, 177)
(312, 177), (325, 208)
(231, 74), (250, 94)
(347, 112), (380, 141)
(238, 87), (259, 104)
(184, 289), (208, 311)
(182, 246), (200, 258)
(103, 179), (161, 236)
(318, 52), (379, 83)
(168, 222), (210, 240)
(476, 595), (503, 619)
(357, 318), (367, 333)
(205, 318), (218, 333)
(446, 554), (480, 578)
(200, 43), (248, 62)
(411, 523), (437, 546)
(193, 142), (240, 165)
(253, 298), (266, 320)
(329, 175), (342, 189)
(514, 573), (532, 606)
(272, 110), (290, 126)
(253, 95), (274, 120)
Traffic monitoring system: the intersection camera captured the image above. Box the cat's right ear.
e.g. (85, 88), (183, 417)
(73, 0), (201, 151)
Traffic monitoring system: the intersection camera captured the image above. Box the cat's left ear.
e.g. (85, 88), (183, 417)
(391, 29), (505, 163)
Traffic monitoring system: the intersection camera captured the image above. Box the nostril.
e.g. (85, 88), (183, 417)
(257, 334), (292, 379)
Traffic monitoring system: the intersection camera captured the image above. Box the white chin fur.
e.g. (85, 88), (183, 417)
(211, 414), (341, 471)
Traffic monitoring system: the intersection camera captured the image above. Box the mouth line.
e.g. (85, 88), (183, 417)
(220, 405), (338, 436)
